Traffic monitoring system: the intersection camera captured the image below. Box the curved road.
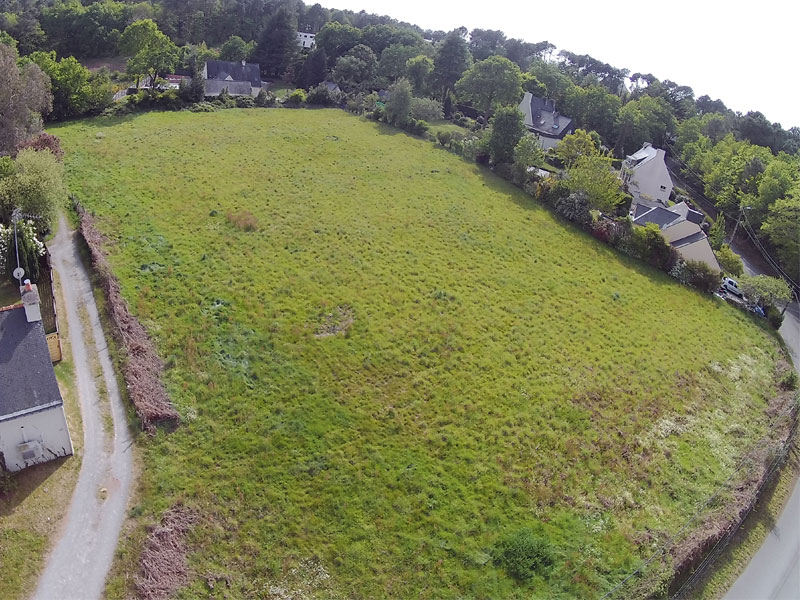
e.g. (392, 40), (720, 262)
(33, 216), (133, 600)
(725, 237), (800, 600)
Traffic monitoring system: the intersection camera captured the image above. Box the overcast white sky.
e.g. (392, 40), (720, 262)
(326, 0), (799, 129)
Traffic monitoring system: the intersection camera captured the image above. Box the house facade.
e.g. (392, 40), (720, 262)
(518, 92), (575, 151)
(621, 143), (673, 206)
(202, 60), (263, 97)
(296, 31), (315, 48)
(0, 289), (73, 473)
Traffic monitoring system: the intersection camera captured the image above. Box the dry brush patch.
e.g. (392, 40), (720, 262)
(134, 505), (198, 600)
(76, 204), (178, 431)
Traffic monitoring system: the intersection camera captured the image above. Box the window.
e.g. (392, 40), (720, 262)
(660, 185), (666, 190)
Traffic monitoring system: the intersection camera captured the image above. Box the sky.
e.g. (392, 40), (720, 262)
(324, 0), (800, 129)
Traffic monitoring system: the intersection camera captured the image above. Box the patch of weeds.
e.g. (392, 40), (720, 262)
(492, 528), (554, 582)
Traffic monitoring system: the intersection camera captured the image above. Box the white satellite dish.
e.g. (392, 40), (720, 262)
(12, 267), (25, 281)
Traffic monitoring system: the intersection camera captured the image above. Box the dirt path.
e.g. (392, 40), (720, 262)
(32, 215), (134, 600)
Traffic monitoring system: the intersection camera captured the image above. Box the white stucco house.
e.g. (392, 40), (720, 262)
(0, 285), (73, 473)
(621, 143), (673, 206)
(296, 31), (315, 49)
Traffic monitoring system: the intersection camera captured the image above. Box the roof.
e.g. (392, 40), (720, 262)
(204, 80), (254, 97)
(0, 305), (63, 422)
(518, 92), (574, 138)
(669, 201), (705, 225)
(625, 142), (659, 169)
(633, 206), (683, 229)
(205, 60), (262, 87)
(662, 222), (720, 272)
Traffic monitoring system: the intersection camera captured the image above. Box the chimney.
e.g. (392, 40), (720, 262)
(20, 279), (42, 323)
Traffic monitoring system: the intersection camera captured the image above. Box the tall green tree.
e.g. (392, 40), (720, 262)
(251, 9), (298, 79)
(0, 42), (51, 155)
(555, 129), (601, 168)
(455, 55), (522, 117)
(432, 30), (472, 98)
(512, 133), (545, 184)
(565, 154), (624, 214)
(332, 44), (377, 92)
(405, 55), (433, 96)
(120, 19), (179, 88)
(219, 35), (254, 62)
(761, 194), (800, 280)
(28, 51), (113, 120)
(378, 44), (419, 82)
(314, 21), (361, 67)
(0, 148), (65, 232)
(385, 78), (412, 125)
(297, 47), (328, 89)
(488, 106), (525, 165)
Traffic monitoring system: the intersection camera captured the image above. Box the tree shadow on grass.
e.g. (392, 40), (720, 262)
(0, 457), (69, 517)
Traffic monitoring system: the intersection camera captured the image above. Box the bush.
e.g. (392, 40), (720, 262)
(628, 224), (679, 272)
(255, 89), (277, 107)
(306, 83), (341, 107)
(16, 132), (64, 161)
(492, 529), (554, 582)
(555, 192), (592, 227)
(404, 118), (429, 137)
(235, 95), (255, 108)
(190, 102), (218, 113)
(284, 88), (307, 107)
(715, 244), (743, 276)
(536, 178), (570, 208)
(766, 304), (784, 330)
(674, 260), (721, 293)
(780, 370), (798, 391)
(436, 130), (453, 147)
(410, 97), (444, 122)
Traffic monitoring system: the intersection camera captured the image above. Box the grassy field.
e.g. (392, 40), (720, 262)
(52, 109), (785, 598)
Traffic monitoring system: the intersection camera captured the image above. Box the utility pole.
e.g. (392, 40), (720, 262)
(730, 205), (752, 242)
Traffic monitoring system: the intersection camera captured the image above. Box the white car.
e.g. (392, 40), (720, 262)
(722, 277), (744, 297)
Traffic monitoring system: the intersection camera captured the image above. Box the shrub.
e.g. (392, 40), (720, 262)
(190, 102), (218, 113)
(536, 178), (570, 208)
(307, 83), (341, 107)
(235, 95), (255, 108)
(766, 304), (784, 330)
(709, 215), (725, 251)
(436, 130), (453, 147)
(410, 97), (443, 122)
(677, 260), (722, 293)
(492, 529), (554, 582)
(715, 244), (744, 276)
(629, 223), (679, 272)
(780, 370), (798, 391)
(16, 132), (64, 161)
(226, 210), (260, 231)
(555, 191), (592, 227)
(284, 88), (307, 107)
(403, 118), (429, 137)
(255, 89), (277, 108)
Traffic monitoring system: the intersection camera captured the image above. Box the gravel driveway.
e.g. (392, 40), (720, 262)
(32, 215), (134, 600)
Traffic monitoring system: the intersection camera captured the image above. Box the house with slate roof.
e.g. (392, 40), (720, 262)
(621, 143), (673, 206)
(518, 92), (575, 150)
(202, 59), (263, 97)
(0, 285), (73, 472)
(631, 201), (719, 273)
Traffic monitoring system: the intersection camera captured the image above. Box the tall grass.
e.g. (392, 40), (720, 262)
(52, 109), (784, 599)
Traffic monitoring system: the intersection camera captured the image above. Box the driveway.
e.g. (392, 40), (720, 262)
(32, 215), (134, 600)
(725, 236), (800, 600)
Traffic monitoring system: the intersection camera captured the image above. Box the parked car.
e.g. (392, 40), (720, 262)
(722, 277), (744, 297)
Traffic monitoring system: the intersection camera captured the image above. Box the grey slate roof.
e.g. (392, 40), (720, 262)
(518, 92), (574, 138)
(205, 60), (262, 87)
(204, 80), (254, 97)
(632, 206), (683, 229)
(0, 305), (62, 421)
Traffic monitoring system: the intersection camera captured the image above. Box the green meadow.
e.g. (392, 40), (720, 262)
(53, 109), (784, 598)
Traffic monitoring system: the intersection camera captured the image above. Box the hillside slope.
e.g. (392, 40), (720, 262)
(53, 109), (787, 599)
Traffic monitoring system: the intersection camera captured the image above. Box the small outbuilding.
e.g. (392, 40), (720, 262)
(0, 287), (73, 473)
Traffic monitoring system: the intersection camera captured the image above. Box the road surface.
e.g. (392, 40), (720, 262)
(33, 215), (134, 600)
(725, 236), (800, 600)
